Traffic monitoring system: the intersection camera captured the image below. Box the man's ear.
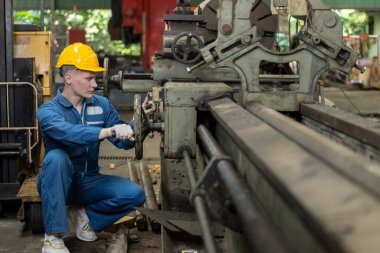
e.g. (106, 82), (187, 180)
(64, 73), (73, 85)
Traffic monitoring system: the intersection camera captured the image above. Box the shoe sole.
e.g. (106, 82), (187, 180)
(76, 232), (97, 242)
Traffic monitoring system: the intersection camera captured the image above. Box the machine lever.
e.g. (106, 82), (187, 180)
(186, 60), (206, 73)
(354, 63), (366, 74)
(110, 129), (135, 142)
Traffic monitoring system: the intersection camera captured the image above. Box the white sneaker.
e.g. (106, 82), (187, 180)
(42, 234), (70, 253)
(76, 208), (97, 242)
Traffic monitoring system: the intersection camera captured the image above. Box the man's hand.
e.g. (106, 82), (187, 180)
(110, 124), (134, 140)
(142, 94), (156, 115)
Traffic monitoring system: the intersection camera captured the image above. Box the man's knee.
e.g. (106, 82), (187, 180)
(117, 183), (145, 207)
(43, 149), (73, 174)
(133, 185), (146, 207)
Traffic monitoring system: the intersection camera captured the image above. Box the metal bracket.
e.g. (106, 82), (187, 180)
(190, 154), (242, 232)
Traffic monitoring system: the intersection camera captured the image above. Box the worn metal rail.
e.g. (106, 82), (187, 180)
(196, 124), (291, 253)
(206, 97), (380, 253)
(300, 103), (380, 163)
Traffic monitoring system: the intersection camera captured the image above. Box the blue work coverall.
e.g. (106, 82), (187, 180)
(37, 89), (145, 234)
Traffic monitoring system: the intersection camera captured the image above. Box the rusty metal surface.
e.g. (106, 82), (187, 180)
(168, 219), (225, 237)
(200, 0), (277, 47)
(208, 97), (380, 253)
(137, 207), (182, 233)
(300, 103), (380, 150)
(196, 125), (292, 253)
(137, 207), (224, 237)
(249, 102), (380, 200)
(160, 158), (194, 213)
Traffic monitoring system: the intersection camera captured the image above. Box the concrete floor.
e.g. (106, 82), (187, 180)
(324, 88), (380, 116)
(0, 111), (162, 253)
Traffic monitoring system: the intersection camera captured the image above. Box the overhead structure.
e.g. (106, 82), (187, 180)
(13, 0), (111, 10)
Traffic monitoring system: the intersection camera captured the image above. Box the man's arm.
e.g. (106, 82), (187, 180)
(103, 100), (135, 150)
(38, 105), (108, 146)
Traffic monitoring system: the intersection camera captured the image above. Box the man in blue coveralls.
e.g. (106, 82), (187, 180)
(37, 43), (145, 253)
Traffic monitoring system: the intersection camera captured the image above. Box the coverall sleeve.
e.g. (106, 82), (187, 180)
(37, 105), (101, 147)
(104, 100), (135, 150)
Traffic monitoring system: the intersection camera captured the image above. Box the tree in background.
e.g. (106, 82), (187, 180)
(335, 10), (369, 35)
(14, 9), (140, 56)
(335, 10), (371, 59)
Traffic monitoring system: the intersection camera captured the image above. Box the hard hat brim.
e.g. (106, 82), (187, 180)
(79, 66), (106, 72)
(55, 64), (106, 73)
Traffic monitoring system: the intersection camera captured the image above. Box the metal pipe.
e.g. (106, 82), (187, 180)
(139, 162), (158, 209)
(139, 161), (161, 233)
(27, 129), (32, 163)
(197, 124), (290, 253)
(50, 0), (55, 34)
(0, 151), (20, 156)
(127, 161), (148, 231)
(183, 150), (218, 253)
(0, 82), (39, 151)
(127, 161), (139, 184)
(40, 0), (44, 31)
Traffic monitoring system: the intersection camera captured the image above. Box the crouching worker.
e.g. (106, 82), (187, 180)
(37, 43), (145, 253)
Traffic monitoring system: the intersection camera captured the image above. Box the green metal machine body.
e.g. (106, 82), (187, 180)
(116, 1), (380, 253)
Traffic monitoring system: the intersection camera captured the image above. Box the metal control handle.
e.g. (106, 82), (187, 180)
(110, 128), (135, 142)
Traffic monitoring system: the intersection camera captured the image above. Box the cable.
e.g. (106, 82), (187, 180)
(339, 87), (363, 116)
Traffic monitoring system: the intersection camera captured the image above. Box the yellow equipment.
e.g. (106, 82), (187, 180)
(14, 30), (53, 234)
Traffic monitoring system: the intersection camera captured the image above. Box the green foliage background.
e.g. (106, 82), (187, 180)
(14, 8), (369, 55)
(275, 10), (369, 52)
(335, 10), (369, 35)
(14, 9), (140, 56)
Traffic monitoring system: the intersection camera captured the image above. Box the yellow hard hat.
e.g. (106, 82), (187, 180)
(56, 43), (105, 72)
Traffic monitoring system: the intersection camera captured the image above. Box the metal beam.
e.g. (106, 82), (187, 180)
(13, 0), (111, 10)
(208, 97), (380, 253)
(13, 0), (380, 11)
(300, 103), (380, 150)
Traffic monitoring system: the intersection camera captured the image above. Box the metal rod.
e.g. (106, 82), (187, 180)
(139, 162), (158, 209)
(127, 161), (148, 231)
(6, 83), (9, 127)
(27, 129), (31, 163)
(128, 161), (139, 184)
(0, 127), (38, 130)
(0, 151), (20, 156)
(0, 82), (39, 154)
(139, 161), (161, 233)
(5, 0), (13, 82)
(183, 149), (218, 253)
(136, 161), (151, 231)
(197, 124), (290, 253)
(40, 0), (44, 31)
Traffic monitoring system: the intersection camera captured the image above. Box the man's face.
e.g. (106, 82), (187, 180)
(64, 70), (98, 99)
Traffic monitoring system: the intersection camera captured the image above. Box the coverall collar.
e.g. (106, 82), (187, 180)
(56, 86), (95, 108)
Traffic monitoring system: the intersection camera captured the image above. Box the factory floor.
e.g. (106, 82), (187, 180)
(0, 89), (380, 253)
(323, 87), (380, 116)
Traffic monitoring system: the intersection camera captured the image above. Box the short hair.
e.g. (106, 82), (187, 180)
(59, 65), (77, 77)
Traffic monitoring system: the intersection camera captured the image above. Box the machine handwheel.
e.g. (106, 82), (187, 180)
(29, 203), (44, 234)
(171, 32), (204, 64)
(134, 94), (143, 160)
